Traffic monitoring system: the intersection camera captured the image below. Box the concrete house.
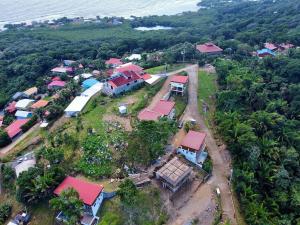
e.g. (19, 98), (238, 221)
(170, 75), (189, 96)
(54, 176), (104, 225)
(103, 71), (144, 96)
(15, 99), (35, 110)
(177, 131), (207, 167)
(156, 157), (192, 192)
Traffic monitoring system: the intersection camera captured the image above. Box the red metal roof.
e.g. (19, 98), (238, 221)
(279, 43), (294, 50)
(196, 42), (223, 53)
(108, 71), (141, 88)
(5, 101), (17, 113)
(52, 76), (61, 81)
(181, 131), (206, 152)
(138, 109), (162, 121)
(141, 73), (152, 80)
(152, 100), (175, 116)
(48, 81), (66, 88)
(31, 100), (49, 109)
(105, 58), (123, 66)
(5, 119), (29, 139)
(115, 64), (143, 73)
(54, 176), (104, 206)
(170, 75), (189, 84)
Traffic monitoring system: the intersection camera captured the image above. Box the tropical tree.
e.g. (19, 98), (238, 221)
(50, 188), (84, 225)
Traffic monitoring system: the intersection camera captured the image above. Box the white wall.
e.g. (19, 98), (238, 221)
(91, 192), (104, 216)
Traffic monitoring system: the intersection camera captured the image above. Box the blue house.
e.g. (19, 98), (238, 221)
(82, 79), (99, 90)
(15, 110), (33, 120)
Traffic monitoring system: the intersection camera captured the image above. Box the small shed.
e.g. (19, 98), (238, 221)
(119, 105), (127, 115)
(15, 110), (33, 119)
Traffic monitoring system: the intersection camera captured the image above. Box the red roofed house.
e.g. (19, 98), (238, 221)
(170, 75), (189, 96)
(114, 63), (144, 74)
(138, 100), (176, 121)
(196, 42), (223, 55)
(138, 109), (163, 121)
(103, 70), (144, 96)
(5, 101), (17, 114)
(278, 43), (295, 52)
(54, 176), (104, 225)
(105, 58), (123, 68)
(177, 130), (207, 166)
(5, 119), (29, 139)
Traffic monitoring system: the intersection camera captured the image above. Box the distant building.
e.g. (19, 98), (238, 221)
(103, 71), (144, 96)
(5, 119), (29, 139)
(51, 66), (74, 74)
(105, 58), (123, 68)
(64, 96), (90, 117)
(23, 87), (38, 97)
(196, 42), (223, 55)
(177, 131), (207, 166)
(115, 63), (144, 74)
(5, 101), (17, 114)
(15, 99), (35, 110)
(156, 157), (192, 192)
(264, 42), (278, 51)
(48, 81), (66, 90)
(54, 176), (104, 225)
(12, 92), (27, 101)
(126, 54), (142, 61)
(15, 110), (33, 120)
(31, 100), (49, 109)
(170, 75), (189, 96)
(82, 78), (99, 90)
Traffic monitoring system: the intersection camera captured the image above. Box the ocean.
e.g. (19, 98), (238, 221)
(0, 0), (199, 28)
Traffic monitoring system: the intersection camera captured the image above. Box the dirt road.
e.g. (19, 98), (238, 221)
(181, 65), (237, 224)
(147, 64), (237, 224)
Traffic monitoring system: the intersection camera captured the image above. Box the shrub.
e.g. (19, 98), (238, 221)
(21, 115), (38, 132)
(0, 204), (12, 225)
(0, 129), (11, 148)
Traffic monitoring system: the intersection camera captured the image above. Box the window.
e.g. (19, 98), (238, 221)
(110, 86), (113, 90)
(134, 80), (138, 83)
(127, 83), (129, 86)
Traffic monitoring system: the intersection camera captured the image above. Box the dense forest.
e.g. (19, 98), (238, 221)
(215, 51), (300, 224)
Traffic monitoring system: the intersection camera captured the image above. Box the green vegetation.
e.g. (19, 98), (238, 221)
(215, 53), (300, 224)
(173, 95), (188, 119)
(145, 64), (185, 74)
(198, 71), (217, 126)
(0, 203), (12, 225)
(0, 129), (11, 148)
(50, 188), (84, 225)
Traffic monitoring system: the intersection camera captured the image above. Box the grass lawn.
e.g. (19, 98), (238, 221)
(173, 95), (188, 119)
(145, 64), (186, 74)
(198, 71), (217, 127)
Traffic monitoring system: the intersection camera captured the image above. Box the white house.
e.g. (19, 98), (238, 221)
(103, 71), (144, 96)
(15, 99), (35, 110)
(170, 75), (189, 96)
(54, 176), (104, 225)
(177, 130), (207, 167)
(64, 96), (90, 117)
(126, 54), (142, 61)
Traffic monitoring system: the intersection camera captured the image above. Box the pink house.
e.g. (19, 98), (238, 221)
(105, 58), (123, 68)
(48, 81), (66, 89)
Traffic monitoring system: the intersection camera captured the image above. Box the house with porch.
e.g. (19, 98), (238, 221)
(103, 70), (144, 96)
(54, 176), (104, 225)
(170, 75), (189, 96)
(156, 157), (192, 192)
(196, 42), (223, 55)
(177, 131), (207, 167)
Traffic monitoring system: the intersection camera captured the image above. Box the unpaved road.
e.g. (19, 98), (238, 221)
(179, 65), (237, 224)
(147, 64), (237, 224)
